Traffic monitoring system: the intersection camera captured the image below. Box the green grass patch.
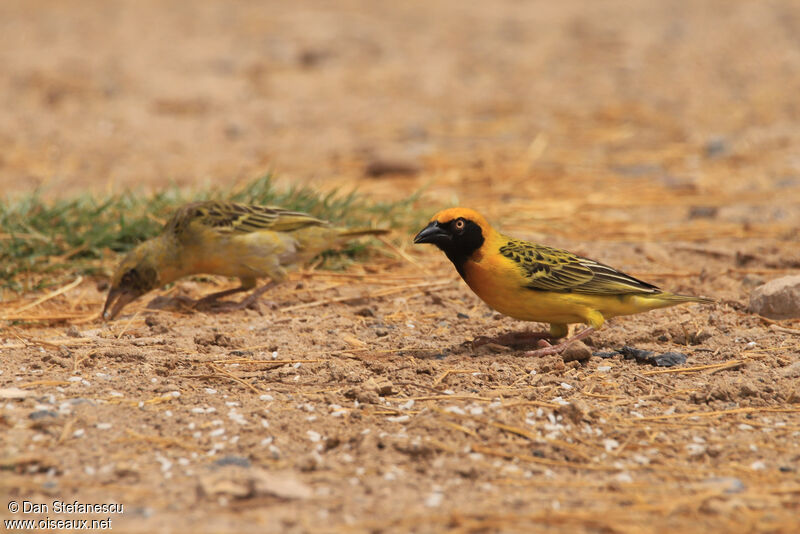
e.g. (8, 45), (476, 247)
(0, 174), (426, 292)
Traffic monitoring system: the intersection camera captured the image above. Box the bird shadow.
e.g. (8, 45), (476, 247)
(144, 295), (273, 315)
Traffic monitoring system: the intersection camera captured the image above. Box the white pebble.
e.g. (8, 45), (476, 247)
(387, 415), (410, 423)
(204, 388), (217, 395)
(614, 472), (633, 483)
(96, 423), (112, 430)
(686, 443), (706, 456)
(307, 430), (322, 442)
(603, 439), (619, 452)
(398, 400), (415, 410)
(424, 492), (443, 508)
(259, 394), (274, 401)
(156, 455), (173, 473)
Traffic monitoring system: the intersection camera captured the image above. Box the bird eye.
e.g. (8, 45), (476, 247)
(122, 269), (138, 284)
(454, 219), (465, 232)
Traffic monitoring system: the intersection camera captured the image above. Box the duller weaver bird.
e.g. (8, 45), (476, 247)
(103, 200), (387, 320)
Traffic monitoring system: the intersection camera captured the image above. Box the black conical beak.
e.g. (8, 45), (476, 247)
(102, 286), (140, 321)
(413, 222), (451, 245)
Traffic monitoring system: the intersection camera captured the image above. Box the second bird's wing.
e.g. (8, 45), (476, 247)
(499, 239), (660, 295)
(166, 201), (329, 237)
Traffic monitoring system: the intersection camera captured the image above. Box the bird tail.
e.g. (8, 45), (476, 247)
(652, 292), (714, 305)
(335, 227), (390, 238)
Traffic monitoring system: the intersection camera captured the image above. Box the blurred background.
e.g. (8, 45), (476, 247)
(1, 0), (799, 234)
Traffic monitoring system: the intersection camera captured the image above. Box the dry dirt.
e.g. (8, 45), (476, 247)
(2, 1), (800, 533)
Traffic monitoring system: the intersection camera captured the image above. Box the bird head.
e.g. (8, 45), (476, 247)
(103, 243), (161, 320)
(413, 208), (489, 272)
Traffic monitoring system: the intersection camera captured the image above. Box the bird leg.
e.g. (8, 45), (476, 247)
(472, 330), (555, 348)
(196, 281), (278, 312)
(197, 286), (250, 304)
(233, 281), (279, 311)
(523, 327), (595, 357)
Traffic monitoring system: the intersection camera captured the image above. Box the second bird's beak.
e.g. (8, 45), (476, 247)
(102, 286), (141, 321)
(413, 222), (451, 246)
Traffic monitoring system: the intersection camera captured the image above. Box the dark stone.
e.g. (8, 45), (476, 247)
(705, 137), (728, 158)
(652, 352), (688, 367)
(214, 456), (251, 468)
(688, 206), (718, 219)
(619, 346), (654, 363)
(29, 410), (59, 420)
(592, 351), (619, 359)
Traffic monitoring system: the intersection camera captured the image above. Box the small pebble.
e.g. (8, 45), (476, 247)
(214, 456), (251, 468)
(29, 410), (59, 420)
(652, 352), (687, 367)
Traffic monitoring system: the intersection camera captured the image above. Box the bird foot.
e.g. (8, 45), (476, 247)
(472, 330), (554, 349)
(195, 281), (278, 314)
(146, 294), (198, 313)
(523, 327), (595, 358)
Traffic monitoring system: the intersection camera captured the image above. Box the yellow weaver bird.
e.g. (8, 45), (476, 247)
(413, 207), (712, 356)
(103, 201), (387, 320)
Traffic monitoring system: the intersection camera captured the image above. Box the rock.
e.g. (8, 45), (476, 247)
(741, 274), (765, 288)
(613, 347), (687, 367)
(194, 332), (240, 348)
(556, 400), (588, 423)
(364, 156), (421, 177)
(651, 352), (687, 367)
(592, 351), (619, 359)
(65, 325), (82, 338)
(619, 346), (654, 363)
(214, 456), (251, 468)
(704, 136), (728, 158)
(688, 206), (718, 219)
(702, 477), (745, 494)
(780, 361), (800, 378)
(344, 385), (380, 404)
(561, 341), (592, 363)
(364, 377), (393, 396)
(29, 410), (59, 420)
(749, 275), (800, 319)
(198, 467), (312, 500)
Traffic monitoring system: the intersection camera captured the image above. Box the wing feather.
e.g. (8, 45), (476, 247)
(165, 201), (328, 237)
(498, 238), (660, 295)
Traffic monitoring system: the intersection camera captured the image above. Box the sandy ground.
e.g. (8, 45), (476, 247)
(2, 1), (800, 533)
